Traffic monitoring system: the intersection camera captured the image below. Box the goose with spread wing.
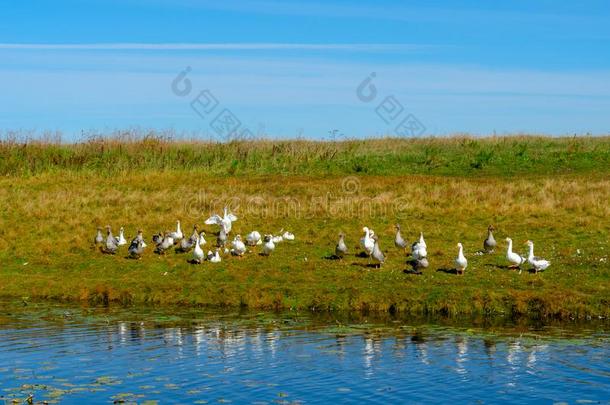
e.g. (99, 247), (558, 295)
(205, 206), (237, 234)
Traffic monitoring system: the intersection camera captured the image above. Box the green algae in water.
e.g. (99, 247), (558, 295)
(93, 376), (122, 386)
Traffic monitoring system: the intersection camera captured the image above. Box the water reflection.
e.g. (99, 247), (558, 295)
(415, 340), (430, 365)
(454, 337), (468, 377)
(0, 303), (608, 404)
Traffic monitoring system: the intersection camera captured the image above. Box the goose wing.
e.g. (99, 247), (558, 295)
(205, 214), (223, 225)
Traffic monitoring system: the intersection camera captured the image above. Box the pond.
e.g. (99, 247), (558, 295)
(0, 302), (608, 404)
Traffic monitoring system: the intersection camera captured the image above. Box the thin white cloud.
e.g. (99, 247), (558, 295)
(0, 43), (430, 52)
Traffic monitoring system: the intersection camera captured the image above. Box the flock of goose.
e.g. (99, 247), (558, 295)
(336, 224), (550, 274)
(94, 207), (294, 264)
(94, 207), (551, 274)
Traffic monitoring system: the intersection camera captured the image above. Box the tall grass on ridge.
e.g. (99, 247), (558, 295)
(1, 130), (609, 177)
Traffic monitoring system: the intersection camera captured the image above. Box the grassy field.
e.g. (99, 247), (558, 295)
(0, 134), (609, 319)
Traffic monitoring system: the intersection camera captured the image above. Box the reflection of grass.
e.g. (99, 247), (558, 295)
(0, 135), (609, 319)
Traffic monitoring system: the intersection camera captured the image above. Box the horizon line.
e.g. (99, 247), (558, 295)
(0, 43), (433, 52)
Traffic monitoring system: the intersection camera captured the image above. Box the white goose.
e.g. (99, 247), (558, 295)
(261, 235), (275, 256)
(156, 232), (174, 255)
(104, 225), (118, 254)
(412, 232), (427, 260)
(198, 231), (207, 247)
(394, 224), (408, 252)
(505, 238), (526, 269)
(371, 235), (385, 268)
(360, 227), (375, 257)
(94, 227), (104, 245)
(205, 206), (238, 234)
(455, 242), (467, 275)
(216, 223), (228, 248)
(335, 233), (348, 259)
(246, 231), (262, 246)
(209, 248), (222, 263)
(526, 240), (551, 273)
(192, 236), (204, 264)
(115, 227), (127, 246)
(231, 235), (247, 256)
(282, 231), (295, 241)
(418, 232), (427, 248)
(169, 220), (183, 240)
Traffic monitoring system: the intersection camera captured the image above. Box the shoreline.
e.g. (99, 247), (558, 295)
(1, 268), (607, 320)
(1, 297), (608, 327)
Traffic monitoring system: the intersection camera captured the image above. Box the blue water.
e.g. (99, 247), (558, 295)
(0, 304), (608, 404)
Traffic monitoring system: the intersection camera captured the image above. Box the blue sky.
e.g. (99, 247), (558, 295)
(1, 0), (609, 139)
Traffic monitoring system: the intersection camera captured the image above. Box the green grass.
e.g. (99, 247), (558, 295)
(1, 132), (609, 177)
(0, 133), (609, 319)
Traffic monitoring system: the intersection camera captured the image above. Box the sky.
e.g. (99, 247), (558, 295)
(0, 0), (609, 139)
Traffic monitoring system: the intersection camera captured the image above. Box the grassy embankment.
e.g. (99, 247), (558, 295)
(0, 134), (609, 319)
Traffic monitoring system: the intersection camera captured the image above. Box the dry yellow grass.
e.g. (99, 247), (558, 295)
(0, 167), (608, 318)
